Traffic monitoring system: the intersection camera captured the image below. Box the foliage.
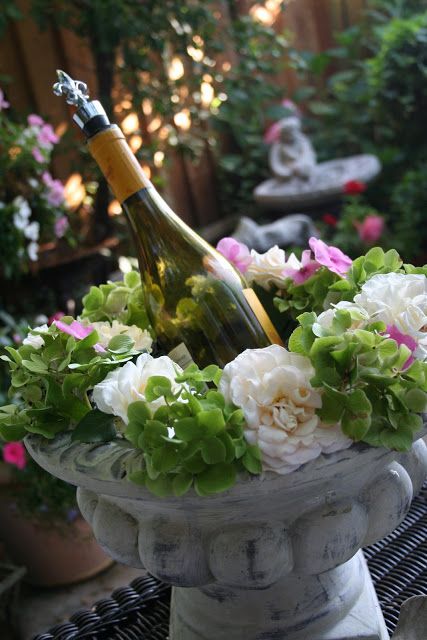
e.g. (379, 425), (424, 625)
(0, 105), (73, 278)
(125, 364), (261, 497)
(1, 451), (78, 526)
(389, 163), (427, 261)
(80, 270), (151, 331)
(290, 310), (427, 451)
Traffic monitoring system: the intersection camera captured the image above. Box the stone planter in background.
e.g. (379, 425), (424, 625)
(26, 429), (427, 639)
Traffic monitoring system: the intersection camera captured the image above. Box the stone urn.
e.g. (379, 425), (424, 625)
(26, 429), (427, 640)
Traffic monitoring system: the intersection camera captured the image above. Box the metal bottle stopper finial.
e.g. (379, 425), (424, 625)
(53, 70), (109, 134)
(53, 70), (90, 107)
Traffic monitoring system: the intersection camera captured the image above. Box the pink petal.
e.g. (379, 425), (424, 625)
(55, 320), (93, 340)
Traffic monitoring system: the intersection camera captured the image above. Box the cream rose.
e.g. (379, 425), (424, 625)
(246, 246), (288, 290)
(92, 354), (182, 424)
(219, 345), (351, 474)
(90, 320), (152, 353)
(354, 273), (427, 360)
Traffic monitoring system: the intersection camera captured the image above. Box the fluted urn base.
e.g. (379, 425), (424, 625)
(25, 431), (427, 640)
(170, 552), (388, 640)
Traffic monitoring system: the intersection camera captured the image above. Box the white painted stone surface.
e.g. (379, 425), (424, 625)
(25, 427), (427, 640)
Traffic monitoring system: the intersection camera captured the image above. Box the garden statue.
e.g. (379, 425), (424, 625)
(232, 213), (318, 252)
(254, 115), (381, 209)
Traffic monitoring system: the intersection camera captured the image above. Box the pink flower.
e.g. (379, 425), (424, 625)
(55, 320), (94, 340)
(216, 237), (252, 273)
(13, 333), (22, 344)
(263, 121), (282, 144)
(37, 124), (59, 148)
(3, 442), (26, 470)
(282, 250), (320, 285)
(384, 325), (417, 370)
(355, 215), (384, 245)
(42, 172), (65, 206)
(48, 311), (65, 326)
(281, 98), (300, 115)
(0, 89), (10, 111)
(32, 147), (45, 163)
(308, 237), (352, 277)
(343, 180), (366, 195)
(54, 216), (69, 238)
(55, 320), (106, 352)
(28, 114), (44, 127)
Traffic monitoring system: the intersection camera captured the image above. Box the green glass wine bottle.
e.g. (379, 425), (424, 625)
(53, 71), (282, 368)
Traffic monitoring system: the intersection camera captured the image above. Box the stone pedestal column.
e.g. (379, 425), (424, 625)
(26, 431), (427, 640)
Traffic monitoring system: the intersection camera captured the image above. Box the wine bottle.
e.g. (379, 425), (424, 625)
(53, 71), (282, 368)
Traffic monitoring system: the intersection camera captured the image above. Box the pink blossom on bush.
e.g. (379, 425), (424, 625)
(28, 114), (44, 127)
(282, 250), (320, 285)
(37, 123), (59, 148)
(42, 172), (65, 206)
(355, 215), (384, 245)
(32, 147), (45, 163)
(263, 121), (282, 144)
(54, 216), (69, 238)
(308, 237), (352, 277)
(0, 89), (10, 111)
(3, 442), (26, 470)
(216, 237), (252, 273)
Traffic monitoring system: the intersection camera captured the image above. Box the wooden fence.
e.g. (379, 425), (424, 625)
(0, 0), (367, 228)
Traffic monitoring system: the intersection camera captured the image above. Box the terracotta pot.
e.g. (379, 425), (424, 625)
(0, 493), (112, 586)
(26, 429), (427, 639)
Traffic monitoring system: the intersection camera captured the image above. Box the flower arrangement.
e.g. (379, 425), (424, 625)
(0, 241), (426, 498)
(0, 89), (72, 277)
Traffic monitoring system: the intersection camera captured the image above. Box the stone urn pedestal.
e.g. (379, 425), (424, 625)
(26, 431), (427, 640)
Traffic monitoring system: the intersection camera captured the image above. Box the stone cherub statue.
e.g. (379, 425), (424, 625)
(269, 117), (316, 182)
(254, 114), (381, 209)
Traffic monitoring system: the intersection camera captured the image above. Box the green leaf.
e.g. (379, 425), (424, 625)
(379, 426), (414, 452)
(403, 388), (427, 413)
(151, 446), (180, 473)
(0, 423), (27, 441)
(21, 358), (48, 374)
(129, 470), (147, 485)
(124, 421), (144, 446)
(71, 410), (116, 443)
(105, 288), (128, 313)
(141, 420), (169, 447)
(288, 327), (306, 354)
(346, 389), (372, 415)
(378, 338), (398, 359)
(201, 437), (227, 464)
(318, 390), (347, 423)
(145, 473), (173, 497)
(124, 271), (141, 288)
(83, 286), (104, 311)
(197, 408), (225, 435)
(194, 463), (236, 495)
(145, 376), (172, 401)
(172, 471), (193, 496)
(341, 411), (370, 440)
(242, 445), (262, 474)
(183, 451), (207, 473)
(216, 431), (235, 463)
(108, 334), (134, 354)
(128, 401), (151, 425)
(174, 417), (202, 442)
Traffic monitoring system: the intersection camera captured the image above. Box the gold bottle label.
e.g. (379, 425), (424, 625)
(243, 288), (284, 347)
(168, 342), (196, 369)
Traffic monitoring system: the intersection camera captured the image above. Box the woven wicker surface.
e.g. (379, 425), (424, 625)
(33, 483), (427, 640)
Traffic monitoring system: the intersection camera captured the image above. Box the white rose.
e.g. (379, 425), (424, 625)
(92, 354), (182, 424)
(354, 273), (427, 360)
(246, 246), (287, 290)
(219, 345), (351, 474)
(90, 320), (153, 353)
(23, 323), (49, 349)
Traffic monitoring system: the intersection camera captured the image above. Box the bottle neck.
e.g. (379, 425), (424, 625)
(87, 125), (151, 203)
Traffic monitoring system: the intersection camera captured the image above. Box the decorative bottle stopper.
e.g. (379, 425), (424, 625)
(53, 69), (110, 136)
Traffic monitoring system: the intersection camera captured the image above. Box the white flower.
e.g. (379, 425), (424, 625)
(90, 320), (153, 353)
(354, 273), (427, 360)
(219, 345), (351, 474)
(23, 221), (40, 241)
(27, 241), (39, 261)
(12, 197), (31, 231)
(246, 246), (288, 290)
(23, 323), (49, 349)
(92, 354), (182, 424)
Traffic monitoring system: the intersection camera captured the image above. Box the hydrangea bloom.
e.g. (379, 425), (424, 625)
(308, 237), (352, 277)
(216, 237), (252, 273)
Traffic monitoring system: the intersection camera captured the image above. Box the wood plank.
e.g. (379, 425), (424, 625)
(0, 25), (34, 111)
